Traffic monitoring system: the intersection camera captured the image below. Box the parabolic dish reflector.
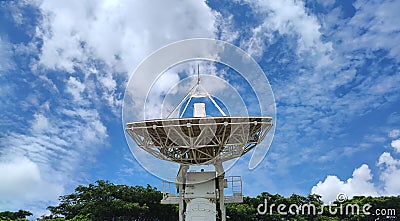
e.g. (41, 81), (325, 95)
(126, 116), (272, 165)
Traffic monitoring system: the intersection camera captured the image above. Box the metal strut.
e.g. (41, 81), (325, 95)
(166, 65), (227, 118)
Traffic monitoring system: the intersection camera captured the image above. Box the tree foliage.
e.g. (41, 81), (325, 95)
(227, 193), (400, 221)
(41, 180), (177, 221)
(0, 210), (32, 220)
(1, 180), (399, 221)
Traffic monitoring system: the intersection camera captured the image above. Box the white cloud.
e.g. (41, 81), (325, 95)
(241, 0), (332, 64)
(0, 37), (15, 73)
(0, 156), (41, 198)
(215, 13), (239, 43)
(0, 155), (64, 213)
(2, 1), (33, 26)
(35, 0), (217, 74)
(311, 164), (378, 203)
(391, 139), (400, 153)
(313, 134), (400, 202)
(0, 106), (108, 213)
(144, 70), (181, 119)
(31, 113), (51, 133)
(389, 129), (400, 138)
(349, 0), (400, 60)
(32, 0), (219, 126)
(317, 0), (335, 8)
(66, 76), (86, 102)
(29, 0), (219, 125)
(378, 152), (400, 195)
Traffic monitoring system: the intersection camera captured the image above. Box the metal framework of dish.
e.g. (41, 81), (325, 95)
(126, 116), (272, 165)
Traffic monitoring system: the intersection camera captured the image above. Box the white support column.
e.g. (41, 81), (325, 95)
(219, 176), (226, 221)
(178, 183), (184, 221)
(177, 165), (189, 221)
(215, 162), (226, 221)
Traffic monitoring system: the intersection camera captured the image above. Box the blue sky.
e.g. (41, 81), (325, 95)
(0, 0), (399, 217)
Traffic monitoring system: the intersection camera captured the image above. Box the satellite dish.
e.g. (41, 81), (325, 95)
(126, 66), (273, 165)
(125, 66), (273, 221)
(122, 39), (276, 221)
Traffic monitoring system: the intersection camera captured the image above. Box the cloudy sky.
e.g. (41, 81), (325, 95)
(0, 0), (399, 217)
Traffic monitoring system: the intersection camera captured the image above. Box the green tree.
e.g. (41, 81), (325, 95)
(44, 180), (177, 221)
(0, 210), (32, 220)
(226, 196), (258, 221)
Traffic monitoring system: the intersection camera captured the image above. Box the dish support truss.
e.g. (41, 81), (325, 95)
(126, 116), (273, 165)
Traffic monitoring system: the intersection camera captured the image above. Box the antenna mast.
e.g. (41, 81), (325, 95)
(197, 64), (200, 84)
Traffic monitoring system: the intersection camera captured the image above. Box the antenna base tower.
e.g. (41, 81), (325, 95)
(161, 163), (242, 221)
